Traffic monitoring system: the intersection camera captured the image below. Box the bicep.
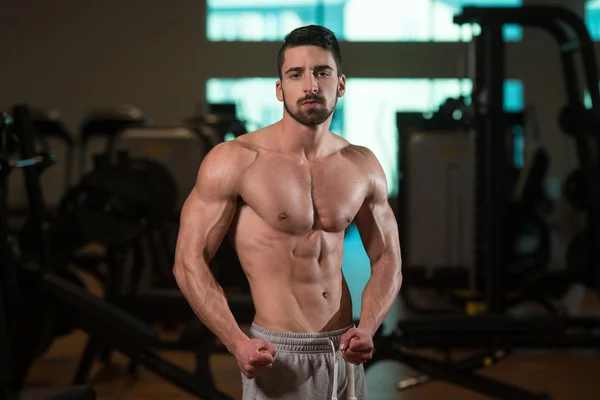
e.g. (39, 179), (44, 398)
(354, 153), (400, 264)
(175, 188), (237, 265)
(355, 194), (399, 264)
(175, 144), (241, 266)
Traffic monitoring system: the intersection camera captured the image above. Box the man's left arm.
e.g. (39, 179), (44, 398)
(339, 151), (402, 363)
(354, 156), (402, 337)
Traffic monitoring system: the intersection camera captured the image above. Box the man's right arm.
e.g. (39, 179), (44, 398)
(173, 141), (250, 355)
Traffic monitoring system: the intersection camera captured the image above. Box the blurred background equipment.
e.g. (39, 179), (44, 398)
(395, 105), (551, 314)
(362, 5), (600, 400)
(2, 103), (251, 399)
(6, 107), (76, 216)
(1, 107), (95, 399)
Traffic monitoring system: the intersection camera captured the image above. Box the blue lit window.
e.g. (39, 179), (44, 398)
(207, 78), (523, 195)
(586, 0), (600, 40)
(207, 0), (522, 42)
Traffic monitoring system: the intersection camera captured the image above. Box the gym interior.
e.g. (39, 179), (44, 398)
(2, 0), (600, 399)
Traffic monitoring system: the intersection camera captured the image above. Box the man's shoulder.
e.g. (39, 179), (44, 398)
(342, 143), (375, 158)
(200, 125), (280, 178)
(340, 142), (387, 198)
(340, 143), (381, 172)
(221, 124), (279, 153)
(196, 139), (258, 196)
(203, 137), (257, 169)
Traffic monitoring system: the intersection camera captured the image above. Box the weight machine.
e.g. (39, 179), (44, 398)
(1, 111), (96, 399)
(455, 5), (600, 315)
(3, 104), (235, 399)
(2, 99), (253, 396)
(366, 6), (600, 400)
(394, 106), (555, 314)
(5, 107), (76, 218)
(56, 108), (255, 381)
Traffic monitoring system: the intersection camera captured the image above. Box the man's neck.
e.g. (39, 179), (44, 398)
(277, 115), (331, 160)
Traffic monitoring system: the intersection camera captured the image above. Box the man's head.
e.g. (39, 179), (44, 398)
(276, 25), (346, 127)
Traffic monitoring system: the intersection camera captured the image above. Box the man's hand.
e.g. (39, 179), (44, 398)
(339, 327), (374, 365)
(235, 338), (278, 379)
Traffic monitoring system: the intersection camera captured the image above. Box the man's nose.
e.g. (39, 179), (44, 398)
(303, 74), (318, 94)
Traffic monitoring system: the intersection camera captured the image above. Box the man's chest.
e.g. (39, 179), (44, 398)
(238, 155), (368, 234)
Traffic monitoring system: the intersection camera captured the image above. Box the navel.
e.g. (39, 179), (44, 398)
(322, 292), (329, 299)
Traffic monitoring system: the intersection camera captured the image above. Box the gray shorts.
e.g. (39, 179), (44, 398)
(241, 323), (369, 400)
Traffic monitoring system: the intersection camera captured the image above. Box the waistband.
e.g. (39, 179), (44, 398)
(250, 323), (352, 353)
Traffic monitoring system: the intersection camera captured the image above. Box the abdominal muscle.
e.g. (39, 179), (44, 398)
(229, 211), (354, 333)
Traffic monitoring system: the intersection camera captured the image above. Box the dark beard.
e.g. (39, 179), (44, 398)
(283, 92), (336, 127)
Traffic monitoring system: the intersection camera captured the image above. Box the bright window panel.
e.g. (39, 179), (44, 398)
(207, 0), (522, 42)
(586, 0), (600, 40)
(206, 78), (523, 196)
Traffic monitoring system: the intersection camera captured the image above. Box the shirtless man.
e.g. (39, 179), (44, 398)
(173, 25), (402, 400)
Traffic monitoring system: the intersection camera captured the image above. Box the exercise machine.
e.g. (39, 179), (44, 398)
(5, 107), (75, 225)
(112, 125), (211, 285)
(185, 102), (248, 144)
(77, 105), (149, 179)
(1, 111), (96, 399)
(6, 104), (235, 399)
(56, 131), (253, 393)
(116, 125), (209, 209)
(366, 6), (600, 400)
(396, 103), (554, 313)
(32, 108), (77, 208)
(61, 148), (254, 379)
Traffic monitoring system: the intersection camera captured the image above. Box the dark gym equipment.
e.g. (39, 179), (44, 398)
(53, 116), (253, 397)
(395, 106), (555, 314)
(31, 107), (76, 199)
(5, 107), (76, 230)
(6, 104), (235, 399)
(1, 110), (96, 399)
(77, 105), (150, 179)
(61, 124), (254, 314)
(65, 167), (254, 385)
(61, 151), (179, 247)
(185, 102), (248, 145)
(71, 103), (245, 289)
(29, 102), (253, 391)
(457, 5), (600, 301)
(10, 108), (87, 290)
(365, 6), (600, 400)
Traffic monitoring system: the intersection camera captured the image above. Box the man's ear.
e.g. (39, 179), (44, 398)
(276, 80), (284, 102)
(337, 74), (346, 98)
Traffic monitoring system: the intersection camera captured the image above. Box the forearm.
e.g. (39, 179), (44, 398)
(358, 254), (402, 337)
(174, 260), (248, 354)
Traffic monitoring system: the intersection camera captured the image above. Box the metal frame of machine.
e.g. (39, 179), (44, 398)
(365, 6), (600, 400)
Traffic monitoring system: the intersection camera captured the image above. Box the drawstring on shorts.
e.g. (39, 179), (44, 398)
(328, 339), (357, 400)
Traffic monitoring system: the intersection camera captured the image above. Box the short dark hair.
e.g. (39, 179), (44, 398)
(277, 25), (343, 79)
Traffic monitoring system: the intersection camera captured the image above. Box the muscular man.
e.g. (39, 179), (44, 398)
(173, 25), (402, 400)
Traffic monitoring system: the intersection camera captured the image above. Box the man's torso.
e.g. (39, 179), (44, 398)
(225, 127), (372, 333)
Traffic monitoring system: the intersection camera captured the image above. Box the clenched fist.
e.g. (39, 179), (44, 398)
(339, 327), (373, 365)
(235, 338), (278, 379)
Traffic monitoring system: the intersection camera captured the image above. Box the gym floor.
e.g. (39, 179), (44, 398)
(24, 228), (600, 399)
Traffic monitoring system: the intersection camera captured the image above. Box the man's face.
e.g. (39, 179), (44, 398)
(276, 45), (346, 127)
